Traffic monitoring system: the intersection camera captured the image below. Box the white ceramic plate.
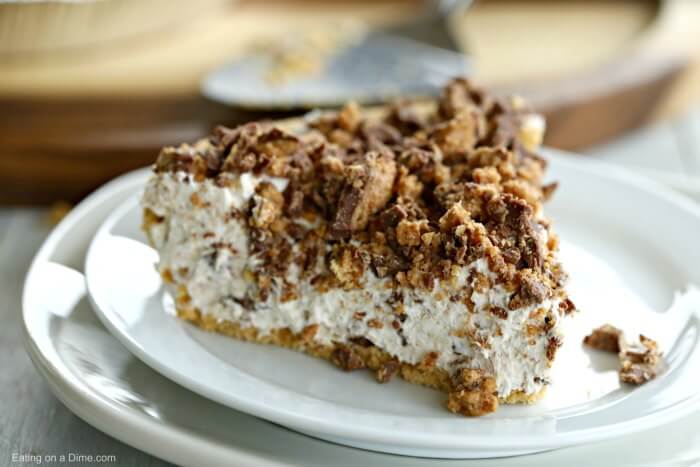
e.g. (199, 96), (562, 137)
(83, 150), (700, 459)
(22, 161), (700, 465)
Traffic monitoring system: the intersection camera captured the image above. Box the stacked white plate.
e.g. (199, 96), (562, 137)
(22, 150), (700, 465)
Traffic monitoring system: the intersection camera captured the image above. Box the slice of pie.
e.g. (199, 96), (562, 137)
(141, 79), (575, 416)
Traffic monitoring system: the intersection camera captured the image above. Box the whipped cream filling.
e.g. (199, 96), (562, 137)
(143, 172), (566, 397)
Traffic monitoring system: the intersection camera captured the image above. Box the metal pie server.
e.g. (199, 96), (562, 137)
(201, 0), (472, 109)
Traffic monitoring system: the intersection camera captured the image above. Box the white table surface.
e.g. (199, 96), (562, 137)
(3, 109), (700, 467)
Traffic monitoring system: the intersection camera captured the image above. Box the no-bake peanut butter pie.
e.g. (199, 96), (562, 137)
(142, 79), (576, 416)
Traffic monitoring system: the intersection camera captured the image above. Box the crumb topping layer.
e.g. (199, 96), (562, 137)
(152, 79), (567, 308)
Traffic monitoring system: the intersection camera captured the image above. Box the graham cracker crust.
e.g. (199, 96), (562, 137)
(174, 293), (545, 409)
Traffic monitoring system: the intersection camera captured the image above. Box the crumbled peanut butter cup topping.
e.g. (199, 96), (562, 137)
(153, 79), (570, 302)
(583, 324), (662, 385)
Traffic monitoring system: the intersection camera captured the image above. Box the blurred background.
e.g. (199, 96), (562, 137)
(1, 0), (700, 206)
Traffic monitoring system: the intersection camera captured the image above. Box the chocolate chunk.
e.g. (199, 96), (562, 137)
(489, 306), (508, 320)
(487, 193), (544, 270)
(212, 125), (240, 152)
(430, 108), (486, 162)
(219, 124), (301, 175)
(509, 270), (551, 310)
(546, 336), (562, 361)
(331, 346), (365, 371)
(255, 127), (301, 158)
(502, 247), (521, 265)
(287, 151), (315, 181)
(397, 327), (408, 346)
(438, 78), (487, 119)
(482, 97), (544, 161)
(284, 188), (305, 217)
(399, 144), (449, 184)
(542, 182), (559, 201)
(487, 110), (521, 150)
(378, 204), (408, 229)
(376, 359), (401, 383)
(583, 324), (623, 353)
(558, 297), (577, 315)
(386, 100), (426, 134)
(619, 334), (661, 385)
(371, 253), (408, 278)
(331, 150), (397, 237)
(349, 336), (374, 347)
(361, 121), (402, 147)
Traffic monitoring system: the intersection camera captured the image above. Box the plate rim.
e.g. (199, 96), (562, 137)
(83, 149), (700, 453)
(21, 169), (289, 467)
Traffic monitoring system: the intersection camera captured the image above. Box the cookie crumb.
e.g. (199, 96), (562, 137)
(446, 369), (498, 417)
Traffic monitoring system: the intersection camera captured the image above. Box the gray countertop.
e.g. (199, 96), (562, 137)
(2, 108), (700, 466)
(0, 210), (170, 467)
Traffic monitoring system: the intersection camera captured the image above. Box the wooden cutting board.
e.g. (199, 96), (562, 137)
(1, 0), (699, 204)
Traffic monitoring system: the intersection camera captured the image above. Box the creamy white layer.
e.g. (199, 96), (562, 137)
(142, 171), (566, 397)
